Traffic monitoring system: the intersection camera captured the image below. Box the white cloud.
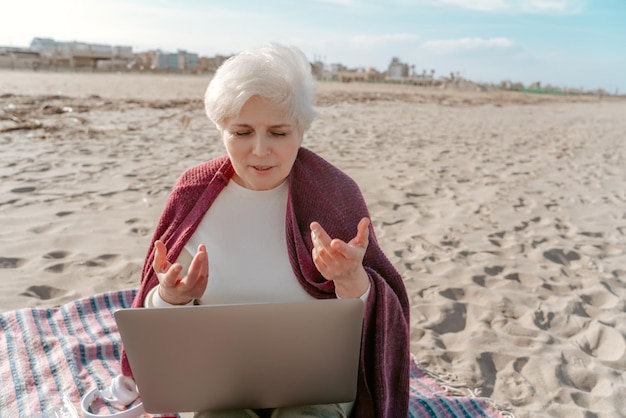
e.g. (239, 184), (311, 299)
(314, 0), (360, 5)
(423, 37), (514, 53)
(311, 0), (584, 14)
(435, 0), (585, 13)
(522, 0), (583, 13)
(437, 0), (508, 12)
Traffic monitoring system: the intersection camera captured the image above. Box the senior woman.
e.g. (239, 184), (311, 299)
(120, 43), (409, 418)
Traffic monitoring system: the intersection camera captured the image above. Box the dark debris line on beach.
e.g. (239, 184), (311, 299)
(0, 94), (202, 137)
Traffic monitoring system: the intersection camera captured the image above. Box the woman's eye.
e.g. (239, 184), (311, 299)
(235, 131), (251, 136)
(271, 132), (287, 137)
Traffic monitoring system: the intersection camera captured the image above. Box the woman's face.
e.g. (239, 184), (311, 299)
(221, 96), (303, 191)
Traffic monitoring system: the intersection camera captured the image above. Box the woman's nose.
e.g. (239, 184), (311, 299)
(252, 135), (271, 156)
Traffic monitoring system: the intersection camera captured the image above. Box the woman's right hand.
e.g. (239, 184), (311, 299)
(153, 240), (209, 305)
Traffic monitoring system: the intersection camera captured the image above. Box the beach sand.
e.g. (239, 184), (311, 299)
(1, 70), (625, 417)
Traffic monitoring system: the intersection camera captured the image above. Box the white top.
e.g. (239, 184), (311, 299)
(147, 179), (370, 307)
(144, 179), (366, 415)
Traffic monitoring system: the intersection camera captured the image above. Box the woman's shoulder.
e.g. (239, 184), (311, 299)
(174, 155), (232, 188)
(290, 148), (370, 241)
(293, 148), (361, 194)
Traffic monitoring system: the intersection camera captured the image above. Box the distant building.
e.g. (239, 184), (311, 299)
(30, 37), (132, 58)
(156, 51), (178, 70)
(197, 55), (230, 72)
(181, 51), (199, 70)
(387, 57), (409, 80)
(30, 37), (57, 50)
(126, 49), (201, 71)
(28, 37), (132, 69)
(153, 49), (199, 71)
(329, 63), (348, 74)
(128, 50), (159, 70)
(0, 46), (40, 69)
(337, 68), (384, 83)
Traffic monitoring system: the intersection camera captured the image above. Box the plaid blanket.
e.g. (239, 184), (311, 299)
(0, 290), (507, 417)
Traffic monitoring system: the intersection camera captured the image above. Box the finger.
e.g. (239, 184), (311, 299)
(196, 245), (209, 283)
(353, 217), (370, 247)
(187, 245), (206, 273)
(161, 264), (183, 287)
(184, 246), (209, 287)
(330, 239), (356, 258)
(310, 222), (334, 252)
(311, 248), (329, 274)
(330, 240), (369, 266)
(330, 217), (370, 255)
(153, 240), (169, 272)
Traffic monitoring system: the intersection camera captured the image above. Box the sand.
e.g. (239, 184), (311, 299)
(1, 70), (625, 418)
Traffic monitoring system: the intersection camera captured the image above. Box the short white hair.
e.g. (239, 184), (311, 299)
(204, 43), (318, 132)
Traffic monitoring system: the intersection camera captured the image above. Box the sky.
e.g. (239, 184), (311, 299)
(2, 0), (625, 93)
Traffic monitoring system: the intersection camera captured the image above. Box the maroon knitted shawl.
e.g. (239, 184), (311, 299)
(120, 147), (410, 417)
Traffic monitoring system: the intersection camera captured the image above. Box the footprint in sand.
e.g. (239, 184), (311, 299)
(80, 253), (121, 267)
(429, 302), (467, 334)
(543, 248), (580, 266)
(0, 198), (19, 207)
(494, 369), (535, 407)
(472, 275), (486, 286)
(30, 224), (54, 234)
(10, 186), (36, 193)
(0, 257), (27, 268)
(438, 287), (465, 301)
(580, 288), (620, 310)
(532, 309), (556, 330)
(96, 254), (118, 261)
(572, 321), (625, 362)
(43, 250), (71, 273)
(505, 272), (543, 287)
(20, 285), (69, 300)
(129, 226), (150, 236)
(556, 364), (598, 394)
(569, 391), (597, 410)
(44, 263), (66, 273)
(43, 251), (71, 259)
(125, 218), (151, 237)
(484, 265), (505, 276)
(83, 201), (107, 210)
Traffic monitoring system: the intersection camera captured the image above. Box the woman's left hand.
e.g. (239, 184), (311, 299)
(310, 217), (370, 298)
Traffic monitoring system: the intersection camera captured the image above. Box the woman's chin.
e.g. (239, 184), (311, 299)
(241, 177), (281, 191)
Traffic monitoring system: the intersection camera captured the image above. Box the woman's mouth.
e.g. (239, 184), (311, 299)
(251, 165), (273, 172)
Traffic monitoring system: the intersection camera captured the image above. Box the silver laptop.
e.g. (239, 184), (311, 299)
(115, 298), (364, 414)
